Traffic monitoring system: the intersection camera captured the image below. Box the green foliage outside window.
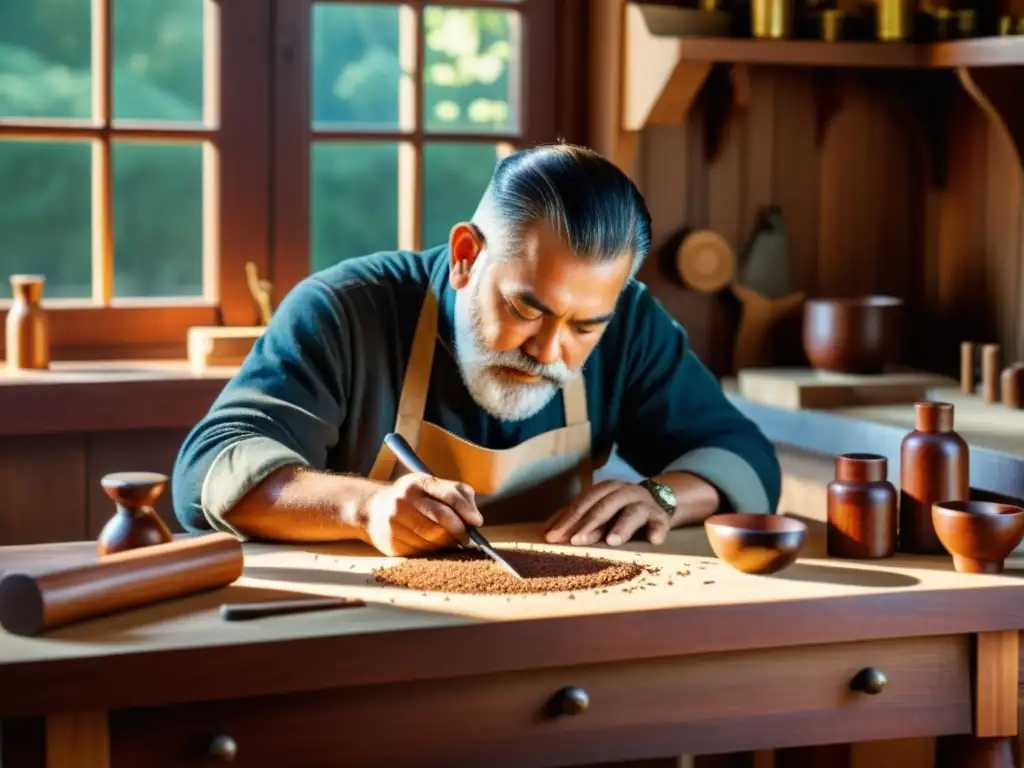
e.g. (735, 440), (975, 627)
(0, 0), (517, 299)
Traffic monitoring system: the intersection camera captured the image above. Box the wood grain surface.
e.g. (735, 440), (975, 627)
(3, 506), (1024, 716)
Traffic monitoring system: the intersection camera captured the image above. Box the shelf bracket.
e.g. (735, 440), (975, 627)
(957, 66), (1024, 172)
(623, 2), (712, 130)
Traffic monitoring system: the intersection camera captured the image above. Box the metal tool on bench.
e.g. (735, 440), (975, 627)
(383, 432), (523, 579)
(220, 596), (366, 621)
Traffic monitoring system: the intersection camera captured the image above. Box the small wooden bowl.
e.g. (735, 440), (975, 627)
(802, 296), (904, 374)
(705, 513), (808, 575)
(932, 501), (1024, 574)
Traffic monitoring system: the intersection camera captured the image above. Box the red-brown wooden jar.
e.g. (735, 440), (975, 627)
(827, 453), (897, 559)
(899, 401), (970, 554)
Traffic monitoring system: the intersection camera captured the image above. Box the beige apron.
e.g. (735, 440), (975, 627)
(366, 290), (593, 524)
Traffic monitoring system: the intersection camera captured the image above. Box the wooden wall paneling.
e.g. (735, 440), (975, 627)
(637, 113), (737, 376)
(769, 69), (820, 294)
(688, 94), (711, 229)
(934, 87), (991, 361)
(641, 123), (690, 252)
(983, 120), (1023, 367)
(743, 68), (775, 242)
(707, 77), (746, 251)
(85, 430), (190, 539)
(0, 436), (86, 546)
(817, 75), (922, 302)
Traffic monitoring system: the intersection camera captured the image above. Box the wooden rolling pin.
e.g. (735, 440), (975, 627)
(0, 533), (243, 637)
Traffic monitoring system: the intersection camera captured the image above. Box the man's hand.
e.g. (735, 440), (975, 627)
(356, 473), (483, 556)
(543, 480), (671, 547)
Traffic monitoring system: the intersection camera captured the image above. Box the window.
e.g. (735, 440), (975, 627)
(0, 0), (558, 359)
(270, 0), (557, 294)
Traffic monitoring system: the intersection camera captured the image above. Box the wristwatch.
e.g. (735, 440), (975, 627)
(639, 477), (677, 517)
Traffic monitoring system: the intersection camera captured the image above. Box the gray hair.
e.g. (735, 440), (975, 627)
(471, 143), (652, 279)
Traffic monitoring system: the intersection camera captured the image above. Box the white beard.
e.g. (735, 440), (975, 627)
(453, 266), (581, 423)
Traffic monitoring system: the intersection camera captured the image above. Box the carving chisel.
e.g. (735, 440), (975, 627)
(383, 432), (523, 579)
(220, 597), (365, 621)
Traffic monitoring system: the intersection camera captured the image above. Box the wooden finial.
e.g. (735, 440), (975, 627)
(982, 344), (1000, 404)
(1002, 363), (1024, 410)
(960, 341), (975, 395)
(245, 262), (274, 326)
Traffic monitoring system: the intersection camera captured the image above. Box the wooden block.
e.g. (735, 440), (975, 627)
(187, 326), (264, 372)
(736, 368), (953, 410)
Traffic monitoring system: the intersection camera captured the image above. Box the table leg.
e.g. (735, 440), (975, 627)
(934, 630), (1021, 768)
(46, 711), (109, 768)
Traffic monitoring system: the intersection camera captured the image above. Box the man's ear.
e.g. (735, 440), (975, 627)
(449, 222), (484, 290)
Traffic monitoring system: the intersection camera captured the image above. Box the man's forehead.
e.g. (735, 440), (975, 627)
(491, 224), (632, 317)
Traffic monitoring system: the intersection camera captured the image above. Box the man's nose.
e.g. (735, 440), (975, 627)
(525, 322), (563, 366)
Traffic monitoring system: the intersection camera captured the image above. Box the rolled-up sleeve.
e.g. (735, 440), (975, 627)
(613, 287), (781, 515)
(171, 277), (349, 538)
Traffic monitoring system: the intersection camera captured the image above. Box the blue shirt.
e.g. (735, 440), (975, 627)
(172, 245), (781, 535)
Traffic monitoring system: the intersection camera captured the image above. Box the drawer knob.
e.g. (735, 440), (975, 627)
(208, 734), (238, 762)
(553, 686), (590, 716)
(851, 667), (888, 695)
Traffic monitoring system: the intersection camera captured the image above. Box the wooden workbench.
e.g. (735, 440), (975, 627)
(2, 448), (1024, 768)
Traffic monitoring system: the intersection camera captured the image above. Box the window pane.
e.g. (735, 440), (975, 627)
(312, 4), (403, 130)
(0, 0), (92, 119)
(0, 141), (92, 299)
(112, 142), (203, 297)
(422, 142), (500, 249)
(312, 142), (398, 271)
(423, 6), (518, 134)
(113, 0), (205, 122)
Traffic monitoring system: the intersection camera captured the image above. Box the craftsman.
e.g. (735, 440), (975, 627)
(172, 143), (781, 556)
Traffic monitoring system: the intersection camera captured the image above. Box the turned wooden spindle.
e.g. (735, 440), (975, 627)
(981, 344), (1000, 404)
(960, 341), (975, 395)
(1002, 363), (1024, 410)
(96, 472), (174, 557)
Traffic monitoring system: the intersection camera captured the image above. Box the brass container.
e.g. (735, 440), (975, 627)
(821, 9), (847, 40)
(956, 8), (975, 36)
(752, 0), (793, 38)
(998, 14), (1013, 34)
(877, 0), (912, 41)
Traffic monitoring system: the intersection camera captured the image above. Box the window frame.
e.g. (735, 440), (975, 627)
(0, 0), (273, 359)
(268, 0), (560, 303)
(0, 0), (560, 360)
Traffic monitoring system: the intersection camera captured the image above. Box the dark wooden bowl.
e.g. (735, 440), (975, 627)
(932, 500), (1024, 574)
(704, 513), (808, 575)
(802, 296), (904, 374)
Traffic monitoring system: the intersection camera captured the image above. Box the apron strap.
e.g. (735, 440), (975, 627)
(366, 289), (439, 482)
(562, 375), (588, 427)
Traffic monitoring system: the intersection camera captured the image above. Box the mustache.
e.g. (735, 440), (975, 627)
(484, 349), (575, 386)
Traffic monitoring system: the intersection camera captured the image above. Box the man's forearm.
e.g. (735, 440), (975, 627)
(222, 464), (380, 542)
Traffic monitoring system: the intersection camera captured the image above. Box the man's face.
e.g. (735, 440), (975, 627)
(451, 221), (633, 422)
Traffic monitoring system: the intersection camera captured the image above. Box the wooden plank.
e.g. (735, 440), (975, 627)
(4, 514), (1024, 715)
(975, 630), (1020, 738)
(736, 368), (954, 409)
(0, 361), (231, 436)
(0, 436), (86, 545)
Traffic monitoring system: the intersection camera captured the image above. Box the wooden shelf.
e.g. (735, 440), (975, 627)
(654, 35), (1024, 69)
(604, 1), (1024, 178)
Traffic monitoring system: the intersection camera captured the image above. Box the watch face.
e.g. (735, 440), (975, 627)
(645, 480), (676, 510)
(656, 484), (676, 508)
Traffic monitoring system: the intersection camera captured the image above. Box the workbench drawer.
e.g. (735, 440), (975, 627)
(109, 635), (971, 768)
